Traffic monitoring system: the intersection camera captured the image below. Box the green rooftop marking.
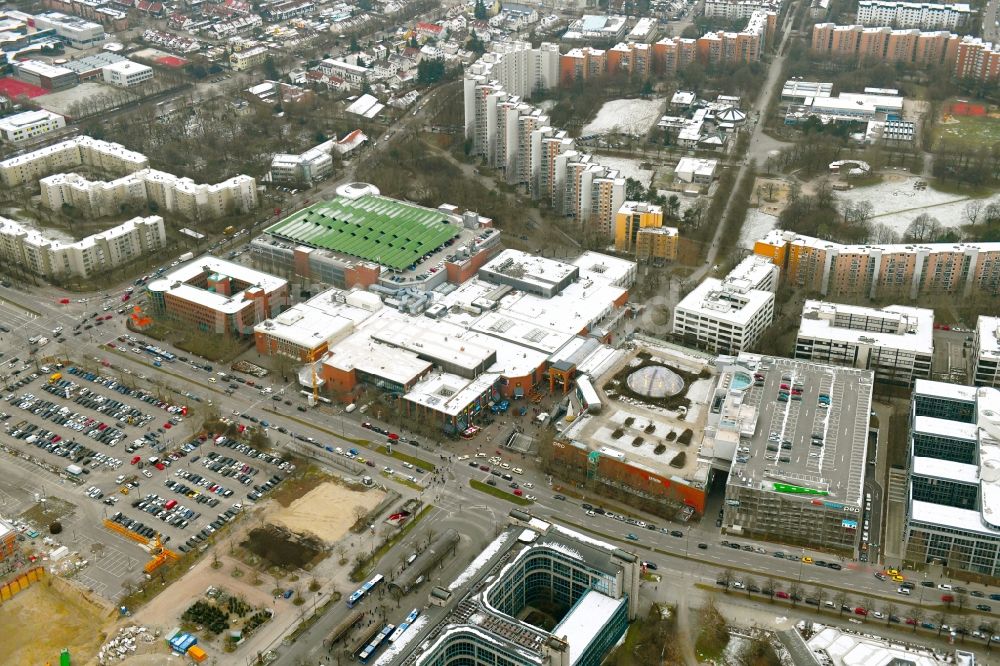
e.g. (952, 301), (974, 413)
(772, 483), (828, 496)
(264, 195), (460, 271)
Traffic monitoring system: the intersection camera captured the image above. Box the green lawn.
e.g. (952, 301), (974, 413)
(469, 480), (532, 506)
(934, 115), (1000, 150)
(376, 445), (436, 471)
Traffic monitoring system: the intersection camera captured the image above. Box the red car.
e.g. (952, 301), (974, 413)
(480, 465), (489, 471)
(513, 489), (523, 496)
(131, 456), (141, 465)
(905, 618), (917, 625)
(163, 423), (172, 429)
(854, 607), (868, 616)
(388, 433), (400, 440)
(58, 298), (70, 304)
(51, 435), (61, 443)
(775, 591), (789, 599)
(154, 462), (165, 471)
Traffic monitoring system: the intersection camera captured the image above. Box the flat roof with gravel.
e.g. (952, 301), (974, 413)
(264, 194), (460, 271)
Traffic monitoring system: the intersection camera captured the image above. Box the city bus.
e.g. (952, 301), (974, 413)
(358, 624), (395, 664)
(388, 609), (420, 644)
(347, 573), (384, 608)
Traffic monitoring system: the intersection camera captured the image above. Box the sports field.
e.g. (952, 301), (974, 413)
(265, 194), (460, 271)
(0, 77), (47, 99)
(155, 55), (187, 68)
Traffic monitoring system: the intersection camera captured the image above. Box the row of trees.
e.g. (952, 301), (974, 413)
(718, 569), (999, 646)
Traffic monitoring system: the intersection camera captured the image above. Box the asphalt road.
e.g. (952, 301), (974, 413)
(1, 279), (996, 633)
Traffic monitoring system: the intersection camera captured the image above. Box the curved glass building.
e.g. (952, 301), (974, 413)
(401, 511), (639, 666)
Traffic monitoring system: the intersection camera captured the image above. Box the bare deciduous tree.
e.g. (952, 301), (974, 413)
(904, 213), (943, 243)
(965, 200), (985, 226)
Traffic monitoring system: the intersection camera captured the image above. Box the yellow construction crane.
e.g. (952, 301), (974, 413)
(143, 533), (179, 574)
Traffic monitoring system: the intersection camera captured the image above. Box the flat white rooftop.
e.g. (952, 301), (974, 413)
(911, 499), (995, 536)
(15, 59), (74, 77)
(758, 228), (1000, 259)
(912, 456), (979, 484)
(675, 156), (718, 177)
(482, 248), (578, 292)
(254, 288), (375, 350)
(323, 310), (433, 386)
(806, 624), (947, 666)
(371, 318), (495, 373)
(798, 301), (933, 354)
(675, 277), (774, 327)
(551, 590), (625, 666)
(914, 378), (977, 402)
(571, 251), (635, 287)
(405, 372), (499, 416)
(913, 415), (978, 441)
(0, 109), (62, 128)
(438, 275), (625, 353)
(147, 255), (287, 313)
(782, 80), (832, 98)
(727, 255), (778, 291)
(977, 315), (1000, 361)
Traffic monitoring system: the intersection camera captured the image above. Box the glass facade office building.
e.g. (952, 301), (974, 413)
(407, 514), (638, 666)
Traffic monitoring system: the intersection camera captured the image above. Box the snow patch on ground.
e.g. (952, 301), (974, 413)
(448, 532), (510, 590)
(582, 98), (666, 137)
(740, 209), (779, 249)
(593, 155), (654, 186)
(834, 175), (1000, 235)
(373, 616), (429, 666)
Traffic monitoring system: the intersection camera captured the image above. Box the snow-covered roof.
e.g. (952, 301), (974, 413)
(447, 531), (511, 590)
(913, 415), (978, 441)
(346, 93), (384, 118)
(911, 456), (979, 484)
(798, 300), (933, 355)
(147, 255), (286, 314)
(914, 378), (978, 403)
(551, 591), (626, 665)
(977, 315), (1000, 361)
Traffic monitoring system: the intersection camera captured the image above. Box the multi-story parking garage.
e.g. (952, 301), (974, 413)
(400, 511), (638, 666)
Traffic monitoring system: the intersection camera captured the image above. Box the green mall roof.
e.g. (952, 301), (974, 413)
(264, 194), (460, 271)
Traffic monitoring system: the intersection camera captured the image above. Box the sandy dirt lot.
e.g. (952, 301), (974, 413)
(0, 578), (109, 665)
(131, 550), (277, 630)
(270, 482), (384, 544)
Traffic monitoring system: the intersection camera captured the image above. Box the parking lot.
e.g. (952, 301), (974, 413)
(1, 361), (293, 595)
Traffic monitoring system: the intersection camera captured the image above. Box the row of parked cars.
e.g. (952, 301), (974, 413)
(12, 392), (127, 449)
(248, 474), (284, 503)
(44, 380), (151, 430)
(4, 366), (37, 391)
(109, 510), (165, 542)
(164, 479), (223, 508)
(201, 451), (259, 487)
(132, 493), (200, 530)
(68, 385), (150, 427)
(213, 436), (294, 470)
(13, 418), (116, 472)
(65, 366), (187, 414)
(173, 468), (235, 498)
(178, 506), (243, 554)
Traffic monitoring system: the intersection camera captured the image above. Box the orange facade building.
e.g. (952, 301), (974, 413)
(147, 257), (289, 336)
(811, 23), (1000, 82)
(754, 230), (1000, 300)
(560, 10), (773, 82)
(551, 439), (707, 515)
